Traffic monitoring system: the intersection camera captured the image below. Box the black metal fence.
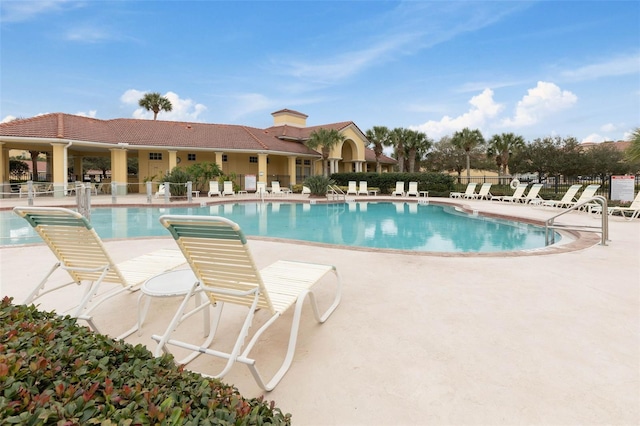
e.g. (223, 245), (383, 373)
(452, 175), (640, 199)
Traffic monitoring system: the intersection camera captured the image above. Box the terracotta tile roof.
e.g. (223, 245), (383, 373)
(580, 140), (631, 152)
(271, 108), (308, 118)
(1, 113), (396, 163)
(364, 149), (396, 164)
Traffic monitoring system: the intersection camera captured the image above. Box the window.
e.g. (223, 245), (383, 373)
(249, 156), (258, 163)
(222, 154), (228, 162)
(149, 153), (162, 160)
(187, 153), (196, 161)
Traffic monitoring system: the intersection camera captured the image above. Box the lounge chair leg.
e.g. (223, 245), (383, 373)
(153, 282), (200, 358)
(24, 262), (62, 304)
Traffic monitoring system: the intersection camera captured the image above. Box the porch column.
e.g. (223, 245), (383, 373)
(73, 156), (83, 182)
(45, 152), (52, 182)
(51, 143), (66, 198)
(287, 156), (297, 186)
(329, 158), (339, 175)
(110, 148), (128, 195)
(258, 153), (268, 183)
(214, 152), (225, 172)
(167, 150), (178, 171)
(0, 143), (6, 198)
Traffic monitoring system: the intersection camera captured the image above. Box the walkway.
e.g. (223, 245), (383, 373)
(1, 194), (638, 425)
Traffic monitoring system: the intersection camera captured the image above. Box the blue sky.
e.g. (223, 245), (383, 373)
(1, 0), (639, 144)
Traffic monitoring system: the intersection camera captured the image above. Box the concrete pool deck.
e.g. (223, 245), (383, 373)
(1, 193), (638, 425)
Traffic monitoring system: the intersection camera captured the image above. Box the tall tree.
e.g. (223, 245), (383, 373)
(626, 128), (640, 162)
(365, 126), (390, 173)
(583, 143), (629, 183)
(423, 136), (465, 176)
(451, 127), (485, 180)
(510, 137), (561, 182)
(138, 92), (173, 120)
(29, 150), (41, 182)
(389, 127), (412, 173)
(305, 128), (346, 177)
(404, 129), (432, 173)
(487, 133), (525, 177)
(557, 137), (584, 179)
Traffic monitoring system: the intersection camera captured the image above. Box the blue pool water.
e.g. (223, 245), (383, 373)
(1, 202), (558, 253)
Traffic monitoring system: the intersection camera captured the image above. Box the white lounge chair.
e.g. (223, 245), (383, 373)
(271, 181), (286, 196)
(346, 181), (358, 195)
(391, 182), (405, 196)
(208, 181), (221, 197)
(357, 181), (368, 196)
(450, 183), (477, 199)
(222, 181), (235, 196)
(522, 183), (544, 204)
(12, 206), (185, 337)
(302, 186), (311, 195)
(152, 215), (342, 391)
(19, 183), (32, 198)
(155, 184), (167, 198)
(541, 184), (582, 208)
(497, 183), (529, 202)
(593, 191), (640, 220)
(256, 181), (268, 197)
(406, 182), (419, 197)
(567, 184), (600, 210)
(470, 183), (493, 200)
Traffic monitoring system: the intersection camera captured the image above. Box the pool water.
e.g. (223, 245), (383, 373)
(1, 202), (558, 253)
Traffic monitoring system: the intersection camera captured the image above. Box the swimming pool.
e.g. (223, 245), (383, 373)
(1, 202), (560, 253)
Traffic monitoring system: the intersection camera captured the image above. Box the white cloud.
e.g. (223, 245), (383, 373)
(581, 133), (607, 143)
(64, 25), (113, 43)
(76, 110), (97, 118)
(282, 34), (417, 85)
(501, 82), (577, 127)
(623, 130), (635, 141)
(1, 115), (17, 123)
(276, 2), (527, 90)
(120, 89), (145, 105)
(228, 93), (274, 120)
(411, 88), (503, 139)
(0, 0), (80, 23)
(600, 123), (617, 132)
(121, 90), (207, 122)
(561, 54), (640, 81)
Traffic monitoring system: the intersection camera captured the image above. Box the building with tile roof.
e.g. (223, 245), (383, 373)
(0, 109), (396, 197)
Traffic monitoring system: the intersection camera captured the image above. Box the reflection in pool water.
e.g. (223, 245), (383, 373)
(1, 202), (558, 253)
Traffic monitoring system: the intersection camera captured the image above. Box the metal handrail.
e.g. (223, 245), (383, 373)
(545, 195), (608, 246)
(327, 185), (346, 202)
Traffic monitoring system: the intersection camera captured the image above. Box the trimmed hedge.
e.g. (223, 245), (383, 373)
(0, 297), (291, 425)
(330, 172), (455, 196)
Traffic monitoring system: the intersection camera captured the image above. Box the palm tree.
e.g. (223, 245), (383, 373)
(365, 126), (390, 173)
(626, 127), (640, 162)
(487, 133), (525, 178)
(138, 92), (173, 120)
(305, 128), (346, 177)
(404, 129), (432, 173)
(451, 127), (485, 180)
(390, 127), (412, 173)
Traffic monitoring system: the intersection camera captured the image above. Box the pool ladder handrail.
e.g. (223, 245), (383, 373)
(327, 185), (346, 202)
(545, 195), (608, 246)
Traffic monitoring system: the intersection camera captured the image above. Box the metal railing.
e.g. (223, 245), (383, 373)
(545, 196), (609, 246)
(327, 185), (346, 202)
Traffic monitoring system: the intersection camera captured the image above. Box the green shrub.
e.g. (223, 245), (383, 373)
(159, 167), (191, 196)
(330, 172), (454, 194)
(303, 175), (334, 197)
(0, 297), (291, 425)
